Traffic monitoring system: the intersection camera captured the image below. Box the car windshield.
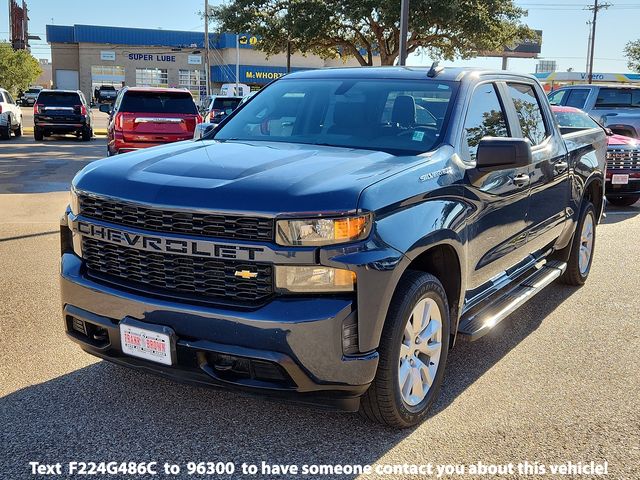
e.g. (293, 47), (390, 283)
(554, 110), (600, 129)
(100, 86), (116, 91)
(26, 88), (41, 94)
(213, 78), (457, 155)
(120, 91), (198, 114)
(595, 88), (640, 108)
(37, 92), (81, 106)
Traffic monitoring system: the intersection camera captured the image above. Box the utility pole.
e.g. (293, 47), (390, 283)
(204, 0), (211, 96)
(585, 21), (592, 73)
(398, 0), (409, 65)
(586, 0), (611, 84)
(235, 34), (240, 95)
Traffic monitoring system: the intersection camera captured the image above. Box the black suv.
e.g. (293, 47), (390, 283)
(34, 90), (93, 141)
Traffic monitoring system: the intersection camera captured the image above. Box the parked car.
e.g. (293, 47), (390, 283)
(0, 88), (23, 140)
(548, 84), (640, 139)
(552, 105), (639, 207)
(101, 87), (202, 155)
(20, 86), (43, 106)
(203, 95), (243, 125)
(95, 85), (117, 104)
(61, 67), (606, 428)
(33, 90), (93, 141)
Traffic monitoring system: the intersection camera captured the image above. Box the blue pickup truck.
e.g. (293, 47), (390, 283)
(60, 67), (606, 428)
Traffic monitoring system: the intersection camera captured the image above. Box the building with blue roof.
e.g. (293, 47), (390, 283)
(46, 24), (367, 103)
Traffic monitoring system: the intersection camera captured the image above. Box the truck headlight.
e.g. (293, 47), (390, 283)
(275, 214), (371, 246)
(69, 187), (80, 216)
(275, 266), (356, 293)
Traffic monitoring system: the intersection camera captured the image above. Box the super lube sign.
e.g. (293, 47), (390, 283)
(127, 53), (177, 62)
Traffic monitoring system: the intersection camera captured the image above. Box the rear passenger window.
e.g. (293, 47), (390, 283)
(463, 83), (509, 160)
(507, 83), (548, 146)
(565, 89), (589, 109)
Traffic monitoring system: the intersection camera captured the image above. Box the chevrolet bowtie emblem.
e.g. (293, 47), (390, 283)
(234, 270), (258, 279)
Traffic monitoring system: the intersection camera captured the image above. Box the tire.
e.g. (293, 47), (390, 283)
(0, 123), (10, 140)
(13, 120), (22, 137)
(606, 195), (639, 207)
(34, 127), (44, 141)
(560, 201), (596, 286)
(81, 127), (92, 141)
(360, 271), (450, 428)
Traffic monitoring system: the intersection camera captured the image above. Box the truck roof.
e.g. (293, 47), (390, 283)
(286, 66), (538, 83)
(558, 84), (640, 90)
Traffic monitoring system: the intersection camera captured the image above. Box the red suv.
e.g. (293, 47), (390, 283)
(101, 87), (202, 155)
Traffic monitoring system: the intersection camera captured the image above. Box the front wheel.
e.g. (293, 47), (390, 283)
(360, 271), (450, 428)
(607, 195), (639, 207)
(560, 201), (596, 286)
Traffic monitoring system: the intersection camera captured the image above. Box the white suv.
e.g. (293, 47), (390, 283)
(0, 88), (23, 140)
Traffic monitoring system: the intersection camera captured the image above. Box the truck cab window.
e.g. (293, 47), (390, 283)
(507, 83), (548, 146)
(463, 83), (509, 160)
(565, 89), (589, 109)
(548, 89), (566, 106)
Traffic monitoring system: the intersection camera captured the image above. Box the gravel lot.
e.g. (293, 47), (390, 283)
(1, 137), (639, 479)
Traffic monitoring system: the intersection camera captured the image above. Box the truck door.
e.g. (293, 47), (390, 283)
(503, 82), (570, 255)
(462, 82), (532, 299)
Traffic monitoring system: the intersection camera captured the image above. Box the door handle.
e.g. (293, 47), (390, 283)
(512, 173), (531, 188)
(555, 161), (569, 173)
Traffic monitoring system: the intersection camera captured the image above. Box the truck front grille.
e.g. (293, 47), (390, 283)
(78, 194), (274, 242)
(82, 237), (273, 305)
(606, 148), (640, 170)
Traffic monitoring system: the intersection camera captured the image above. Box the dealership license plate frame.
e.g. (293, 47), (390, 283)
(119, 317), (177, 366)
(611, 174), (629, 185)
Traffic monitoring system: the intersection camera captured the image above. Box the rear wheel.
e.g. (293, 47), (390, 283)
(561, 201), (596, 286)
(34, 127), (44, 141)
(360, 271), (450, 428)
(81, 127), (92, 141)
(0, 122), (10, 140)
(607, 195), (639, 207)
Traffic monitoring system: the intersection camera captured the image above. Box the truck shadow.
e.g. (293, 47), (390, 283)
(1, 284), (578, 478)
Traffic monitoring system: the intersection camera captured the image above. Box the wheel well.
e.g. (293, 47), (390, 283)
(584, 178), (603, 219)
(406, 244), (462, 329)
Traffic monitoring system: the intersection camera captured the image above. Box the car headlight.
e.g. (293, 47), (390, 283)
(69, 187), (80, 216)
(275, 214), (371, 246)
(275, 266), (356, 293)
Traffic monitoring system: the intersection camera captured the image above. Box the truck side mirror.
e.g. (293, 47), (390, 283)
(476, 137), (532, 172)
(193, 123), (216, 141)
(99, 104), (112, 115)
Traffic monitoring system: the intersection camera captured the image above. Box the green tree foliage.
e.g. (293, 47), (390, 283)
(0, 43), (42, 96)
(211, 0), (536, 66)
(625, 40), (640, 72)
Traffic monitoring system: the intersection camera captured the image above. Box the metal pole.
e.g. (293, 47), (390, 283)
(585, 21), (592, 73)
(398, 0), (409, 65)
(587, 0), (598, 84)
(501, 56), (509, 71)
(286, 40), (291, 73)
(235, 34), (240, 95)
(204, 0), (211, 96)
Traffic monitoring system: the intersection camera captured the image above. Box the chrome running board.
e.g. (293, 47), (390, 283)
(457, 260), (567, 341)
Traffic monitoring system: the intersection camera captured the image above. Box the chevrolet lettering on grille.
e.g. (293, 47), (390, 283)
(72, 220), (265, 261)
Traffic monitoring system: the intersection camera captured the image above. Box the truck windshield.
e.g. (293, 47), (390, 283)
(213, 78), (457, 155)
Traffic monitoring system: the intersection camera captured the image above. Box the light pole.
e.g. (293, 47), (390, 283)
(398, 0), (409, 65)
(204, 0), (211, 96)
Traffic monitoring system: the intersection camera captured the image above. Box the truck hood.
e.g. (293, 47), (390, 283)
(73, 139), (430, 214)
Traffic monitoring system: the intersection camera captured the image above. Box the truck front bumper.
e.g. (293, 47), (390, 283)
(60, 253), (378, 411)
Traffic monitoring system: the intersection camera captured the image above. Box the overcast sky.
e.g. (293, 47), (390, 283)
(0, 0), (637, 75)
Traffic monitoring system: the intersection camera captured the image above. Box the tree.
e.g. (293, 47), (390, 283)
(0, 43), (42, 96)
(211, 0), (536, 66)
(625, 40), (640, 72)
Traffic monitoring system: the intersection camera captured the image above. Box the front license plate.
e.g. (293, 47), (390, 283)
(120, 324), (173, 365)
(612, 174), (629, 185)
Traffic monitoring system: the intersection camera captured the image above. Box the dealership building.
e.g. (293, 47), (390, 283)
(45, 24), (365, 102)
